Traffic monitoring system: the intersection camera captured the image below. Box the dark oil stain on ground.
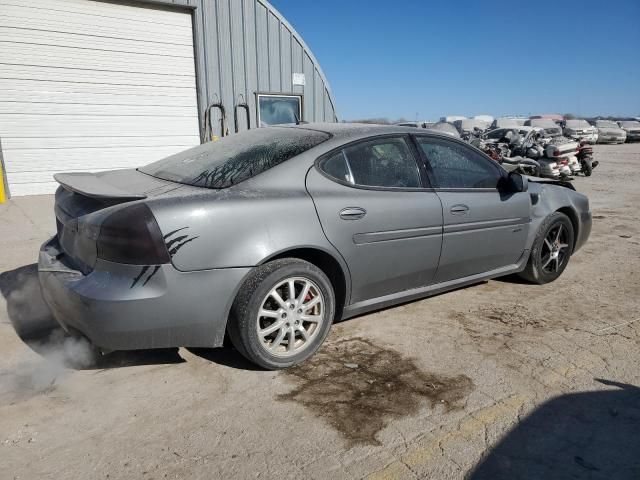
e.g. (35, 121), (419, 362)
(278, 337), (474, 446)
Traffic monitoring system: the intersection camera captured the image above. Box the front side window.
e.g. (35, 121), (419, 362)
(140, 127), (329, 189)
(417, 138), (502, 189)
(257, 94), (302, 126)
(320, 137), (422, 189)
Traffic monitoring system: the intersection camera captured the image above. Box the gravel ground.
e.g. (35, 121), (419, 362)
(0, 143), (638, 479)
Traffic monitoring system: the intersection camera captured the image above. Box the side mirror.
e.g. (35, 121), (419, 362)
(506, 171), (528, 192)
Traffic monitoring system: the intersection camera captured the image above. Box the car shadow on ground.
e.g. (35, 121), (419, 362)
(468, 379), (640, 480)
(187, 347), (263, 371)
(491, 273), (531, 284)
(0, 264), (184, 369)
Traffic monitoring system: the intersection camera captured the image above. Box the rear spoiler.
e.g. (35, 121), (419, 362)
(54, 172), (147, 200)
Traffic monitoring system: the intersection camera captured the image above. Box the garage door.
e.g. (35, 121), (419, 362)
(0, 0), (200, 196)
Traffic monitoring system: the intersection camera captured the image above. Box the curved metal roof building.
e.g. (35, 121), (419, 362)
(0, 0), (337, 195)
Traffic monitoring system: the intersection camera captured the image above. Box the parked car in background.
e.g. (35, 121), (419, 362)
(38, 123), (592, 369)
(525, 118), (563, 138)
(454, 118), (490, 136)
(562, 119), (598, 144)
(491, 117), (522, 129)
(617, 120), (640, 142)
(483, 126), (539, 143)
(530, 114), (565, 122)
(426, 122), (461, 138)
(441, 115), (467, 123)
(593, 120), (627, 144)
(396, 121), (428, 128)
(474, 115), (494, 124)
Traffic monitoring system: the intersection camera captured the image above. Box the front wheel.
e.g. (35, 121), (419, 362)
(519, 212), (574, 284)
(227, 258), (335, 369)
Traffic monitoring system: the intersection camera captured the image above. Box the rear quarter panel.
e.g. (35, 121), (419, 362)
(145, 152), (345, 273)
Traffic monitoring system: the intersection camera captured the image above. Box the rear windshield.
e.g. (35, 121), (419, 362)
(140, 127), (330, 188)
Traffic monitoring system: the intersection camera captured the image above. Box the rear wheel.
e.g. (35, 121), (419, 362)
(227, 258), (335, 369)
(583, 159), (593, 176)
(519, 212), (574, 284)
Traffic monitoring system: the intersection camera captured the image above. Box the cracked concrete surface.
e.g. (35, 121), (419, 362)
(0, 144), (639, 479)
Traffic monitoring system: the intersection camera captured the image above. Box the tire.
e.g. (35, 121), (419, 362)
(518, 212), (574, 284)
(227, 258), (335, 370)
(583, 159), (593, 176)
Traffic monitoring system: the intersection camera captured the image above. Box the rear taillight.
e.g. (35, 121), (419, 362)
(97, 203), (170, 265)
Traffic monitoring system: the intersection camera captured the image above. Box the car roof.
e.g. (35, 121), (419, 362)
(277, 122), (455, 139)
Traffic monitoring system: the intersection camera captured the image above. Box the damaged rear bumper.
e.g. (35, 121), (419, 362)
(38, 236), (250, 351)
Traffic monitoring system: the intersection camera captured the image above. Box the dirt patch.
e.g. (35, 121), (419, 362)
(454, 304), (548, 338)
(278, 337), (474, 446)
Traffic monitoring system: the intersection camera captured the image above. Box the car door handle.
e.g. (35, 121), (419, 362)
(339, 207), (367, 220)
(450, 204), (469, 215)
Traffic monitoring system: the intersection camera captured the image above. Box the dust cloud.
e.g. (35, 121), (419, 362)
(0, 264), (96, 404)
(0, 330), (96, 404)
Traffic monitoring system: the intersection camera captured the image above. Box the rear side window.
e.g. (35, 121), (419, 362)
(417, 138), (501, 189)
(140, 127), (330, 189)
(322, 151), (353, 183)
(320, 137), (422, 189)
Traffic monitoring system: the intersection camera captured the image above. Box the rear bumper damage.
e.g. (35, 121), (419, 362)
(38, 236), (250, 351)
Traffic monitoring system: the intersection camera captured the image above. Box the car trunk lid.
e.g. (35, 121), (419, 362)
(54, 169), (181, 273)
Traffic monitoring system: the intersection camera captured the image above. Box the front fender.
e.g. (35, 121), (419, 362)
(526, 182), (591, 252)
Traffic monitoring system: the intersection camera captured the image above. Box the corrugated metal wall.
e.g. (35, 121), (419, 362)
(138, 0), (338, 139)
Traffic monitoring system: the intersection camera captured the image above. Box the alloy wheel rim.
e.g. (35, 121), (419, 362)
(541, 224), (570, 274)
(256, 276), (324, 357)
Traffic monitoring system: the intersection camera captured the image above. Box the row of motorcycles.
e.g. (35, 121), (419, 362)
(463, 128), (598, 179)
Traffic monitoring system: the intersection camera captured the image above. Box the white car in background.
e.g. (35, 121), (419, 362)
(490, 117), (521, 129)
(440, 115), (467, 123)
(426, 122), (461, 138)
(454, 118), (490, 136)
(562, 119), (598, 144)
(617, 120), (640, 142)
(525, 118), (564, 138)
(593, 120), (627, 144)
(473, 115), (494, 124)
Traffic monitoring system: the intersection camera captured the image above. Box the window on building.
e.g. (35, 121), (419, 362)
(257, 94), (302, 126)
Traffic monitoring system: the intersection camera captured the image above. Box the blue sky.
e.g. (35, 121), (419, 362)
(271, 0), (640, 121)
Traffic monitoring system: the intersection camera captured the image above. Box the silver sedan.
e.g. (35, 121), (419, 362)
(39, 124), (592, 369)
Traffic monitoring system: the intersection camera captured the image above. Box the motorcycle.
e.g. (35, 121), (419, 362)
(576, 142), (599, 176)
(479, 136), (541, 177)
